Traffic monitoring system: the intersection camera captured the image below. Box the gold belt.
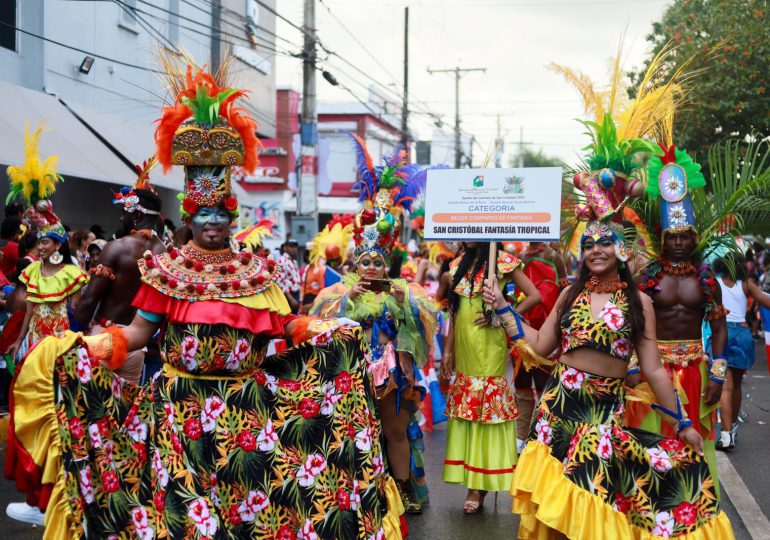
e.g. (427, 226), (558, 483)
(657, 340), (705, 368)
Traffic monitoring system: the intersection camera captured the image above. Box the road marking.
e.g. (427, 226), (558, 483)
(717, 451), (770, 538)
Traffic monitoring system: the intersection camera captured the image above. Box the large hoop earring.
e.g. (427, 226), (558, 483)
(49, 251), (64, 265)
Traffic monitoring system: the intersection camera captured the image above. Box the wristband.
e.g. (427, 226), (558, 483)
(709, 356), (727, 382)
(677, 418), (693, 433)
(499, 310), (524, 340)
(627, 355), (639, 375)
(494, 304), (514, 316)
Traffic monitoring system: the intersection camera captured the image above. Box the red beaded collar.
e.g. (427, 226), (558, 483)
(138, 242), (280, 301)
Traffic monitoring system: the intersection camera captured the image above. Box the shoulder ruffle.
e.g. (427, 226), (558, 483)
(133, 282), (289, 335)
(20, 262), (89, 303)
(497, 251), (523, 275)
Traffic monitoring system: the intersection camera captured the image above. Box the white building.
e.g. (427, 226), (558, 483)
(0, 0), (277, 232)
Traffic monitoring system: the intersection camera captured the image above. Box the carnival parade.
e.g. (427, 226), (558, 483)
(1, 1), (770, 539)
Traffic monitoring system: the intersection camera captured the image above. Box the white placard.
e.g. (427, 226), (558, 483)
(424, 167), (562, 241)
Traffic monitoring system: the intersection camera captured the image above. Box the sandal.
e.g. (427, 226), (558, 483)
(396, 479), (423, 514)
(463, 490), (487, 514)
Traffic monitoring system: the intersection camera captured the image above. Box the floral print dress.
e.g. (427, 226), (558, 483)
(510, 288), (734, 539)
(6, 250), (401, 540)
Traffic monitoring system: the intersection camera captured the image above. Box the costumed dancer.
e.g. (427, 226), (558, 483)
(311, 136), (438, 514)
(74, 157), (166, 385)
(4, 122), (90, 527)
(441, 242), (541, 514)
(300, 214), (353, 314)
(4, 60), (403, 539)
(628, 143), (728, 492)
(503, 50), (734, 539)
(5, 122), (89, 362)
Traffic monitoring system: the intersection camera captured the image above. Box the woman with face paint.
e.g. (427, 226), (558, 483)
(5, 64), (403, 540)
(312, 135), (439, 515)
(488, 57), (734, 538)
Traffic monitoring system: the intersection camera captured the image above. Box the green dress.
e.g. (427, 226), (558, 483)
(442, 253), (521, 491)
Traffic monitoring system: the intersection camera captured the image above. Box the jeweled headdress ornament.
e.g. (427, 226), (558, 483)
(6, 121), (67, 243)
(113, 156), (162, 216)
(646, 144), (705, 237)
(350, 134), (440, 263)
(155, 56), (260, 221)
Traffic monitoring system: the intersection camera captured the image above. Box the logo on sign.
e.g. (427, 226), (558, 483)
(473, 175), (484, 188)
(504, 175), (525, 194)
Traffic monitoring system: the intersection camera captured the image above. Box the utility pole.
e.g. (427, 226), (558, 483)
(299, 0), (318, 221)
(400, 6), (409, 150)
(494, 114), (504, 168)
(427, 65), (486, 168)
(210, 0), (222, 74)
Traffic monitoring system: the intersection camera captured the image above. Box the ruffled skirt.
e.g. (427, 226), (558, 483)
(5, 328), (404, 540)
(510, 363), (734, 539)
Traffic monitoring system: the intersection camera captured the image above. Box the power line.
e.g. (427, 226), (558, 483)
(0, 21), (163, 73)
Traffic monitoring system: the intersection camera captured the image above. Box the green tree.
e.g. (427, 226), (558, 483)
(511, 147), (564, 168)
(631, 0), (770, 163)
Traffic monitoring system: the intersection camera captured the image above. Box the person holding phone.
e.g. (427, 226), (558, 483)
(312, 135), (439, 514)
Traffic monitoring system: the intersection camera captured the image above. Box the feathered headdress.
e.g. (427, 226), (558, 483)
(427, 241), (459, 266)
(6, 121), (66, 242)
(156, 53), (260, 221)
(113, 156), (162, 215)
(308, 214), (355, 265)
(552, 42), (695, 261)
(349, 133), (444, 262)
(234, 219), (275, 252)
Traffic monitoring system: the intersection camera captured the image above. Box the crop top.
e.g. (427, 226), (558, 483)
(560, 288), (632, 362)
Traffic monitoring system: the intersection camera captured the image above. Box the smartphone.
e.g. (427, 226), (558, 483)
(363, 278), (392, 293)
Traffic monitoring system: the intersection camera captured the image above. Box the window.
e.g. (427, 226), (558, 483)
(119, 0), (138, 30)
(0, 0), (17, 52)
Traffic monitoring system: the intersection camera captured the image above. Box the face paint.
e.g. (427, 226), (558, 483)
(191, 206), (231, 226)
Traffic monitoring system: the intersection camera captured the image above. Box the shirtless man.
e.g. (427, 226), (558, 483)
(74, 188), (165, 383)
(631, 230), (728, 492)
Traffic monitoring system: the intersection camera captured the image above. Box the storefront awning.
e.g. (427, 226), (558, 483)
(0, 80), (132, 183)
(64, 101), (184, 191)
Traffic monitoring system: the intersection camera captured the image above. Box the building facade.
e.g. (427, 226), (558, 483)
(0, 0), (277, 232)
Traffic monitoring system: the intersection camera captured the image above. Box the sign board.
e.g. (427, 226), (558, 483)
(424, 167), (562, 241)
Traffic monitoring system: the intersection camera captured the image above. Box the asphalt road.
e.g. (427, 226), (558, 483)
(3, 349), (768, 539)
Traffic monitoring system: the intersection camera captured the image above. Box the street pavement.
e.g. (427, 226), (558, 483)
(2, 348), (769, 539)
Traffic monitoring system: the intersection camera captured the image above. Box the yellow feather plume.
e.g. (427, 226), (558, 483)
(550, 41), (699, 146)
(6, 121), (61, 205)
(308, 223), (354, 266)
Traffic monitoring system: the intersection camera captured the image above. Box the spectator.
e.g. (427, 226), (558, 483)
(86, 239), (107, 270)
(0, 217), (23, 278)
(90, 224), (106, 240)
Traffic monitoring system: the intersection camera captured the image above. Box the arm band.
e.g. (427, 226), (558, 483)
(137, 309), (164, 324)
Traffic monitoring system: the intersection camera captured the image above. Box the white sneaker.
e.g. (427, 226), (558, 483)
(6, 502), (45, 526)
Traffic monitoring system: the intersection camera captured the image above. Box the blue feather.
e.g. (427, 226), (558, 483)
(347, 132), (378, 202)
(393, 164), (448, 212)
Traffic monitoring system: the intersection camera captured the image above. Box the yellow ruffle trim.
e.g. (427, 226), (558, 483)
(382, 476), (405, 540)
(510, 441), (735, 540)
(220, 282), (291, 315)
(20, 261), (89, 303)
(12, 331), (81, 539)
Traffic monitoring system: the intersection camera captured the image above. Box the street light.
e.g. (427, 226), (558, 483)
(79, 56), (95, 74)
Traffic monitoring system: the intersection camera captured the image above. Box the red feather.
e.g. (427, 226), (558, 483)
(351, 133), (374, 174)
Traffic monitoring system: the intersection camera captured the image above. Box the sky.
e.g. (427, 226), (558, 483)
(274, 0), (672, 165)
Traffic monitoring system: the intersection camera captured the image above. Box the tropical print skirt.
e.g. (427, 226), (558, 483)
(510, 363), (734, 539)
(6, 328), (402, 540)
